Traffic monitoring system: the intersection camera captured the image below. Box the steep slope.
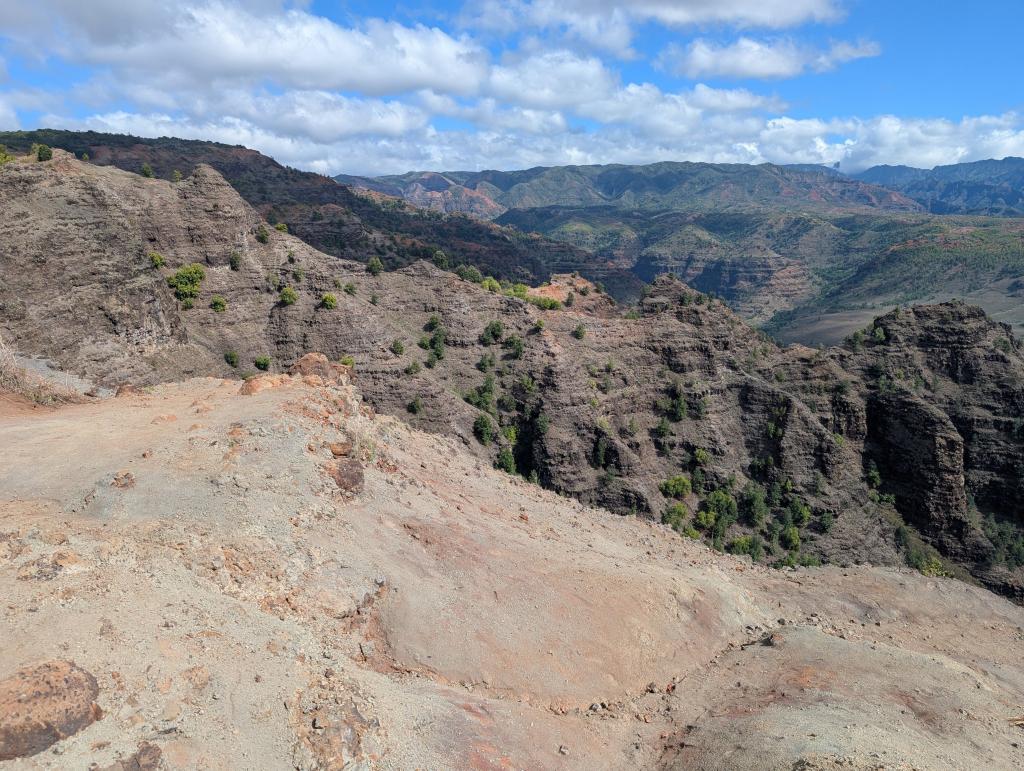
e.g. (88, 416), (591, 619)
(2, 361), (1023, 768)
(857, 156), (1024, 216)
(340, 161), (923, 218)
(0, 129), (606, 290)
(3, 150), (1024, 600)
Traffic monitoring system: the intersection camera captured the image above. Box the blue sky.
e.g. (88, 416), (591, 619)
(1, 1), (1023, 175)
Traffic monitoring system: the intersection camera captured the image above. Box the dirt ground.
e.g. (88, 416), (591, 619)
(1, 366), (1023, 769)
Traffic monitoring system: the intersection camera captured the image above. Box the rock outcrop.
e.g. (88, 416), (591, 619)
(2, 152), (1023, 598)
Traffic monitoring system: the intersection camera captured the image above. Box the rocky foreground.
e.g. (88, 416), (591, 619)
(1, 358), (1023, 769)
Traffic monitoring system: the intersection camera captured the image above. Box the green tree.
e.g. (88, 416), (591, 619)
(36, 144), (53, 161)
(167, 263), (206, 300)
(473, 413), (495, 445)
(367, 255), (384, 276)
(660, 475), (692, 499)
(254, 356), (271, 371)
(496, 446), (516, 474)
(140, 162), (154, 178)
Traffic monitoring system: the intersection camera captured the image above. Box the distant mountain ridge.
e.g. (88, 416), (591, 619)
(854, 156), (1024, 216)
(337, 161), (924, 219)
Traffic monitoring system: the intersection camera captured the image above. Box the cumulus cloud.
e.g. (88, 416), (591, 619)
(2, 0), (1022, 179)
(5, 1), (489, 97)
(664, 37), (880, 79)
(489, 50), (617, 109)
(466, 0), (842, 55)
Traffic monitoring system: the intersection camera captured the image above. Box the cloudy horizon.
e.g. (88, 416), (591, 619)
(1, 0), (1022, 176)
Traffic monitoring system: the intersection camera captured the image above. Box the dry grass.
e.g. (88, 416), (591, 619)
(0, 334), (82, 405)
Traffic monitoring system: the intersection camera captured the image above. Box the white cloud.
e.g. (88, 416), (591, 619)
(489, 50), (617, 109)
(0, 95), (18, 130)
(465, 0), (842, 55)
(6, 2), (489, 97)
(664, 37), (881, 80)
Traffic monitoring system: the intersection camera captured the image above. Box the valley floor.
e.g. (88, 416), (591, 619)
(1, 367), (1023, 769)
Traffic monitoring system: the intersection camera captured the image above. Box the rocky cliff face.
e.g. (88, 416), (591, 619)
(3, 151), (1023, 599)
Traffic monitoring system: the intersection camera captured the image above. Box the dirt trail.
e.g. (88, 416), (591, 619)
(1, 364), (1022, 769)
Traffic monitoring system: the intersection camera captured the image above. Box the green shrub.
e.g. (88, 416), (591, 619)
(229, 252), (241, 271)
(390, 339), (405, 355)
(662, 502), (690, 531)
(535, 413), (550, 435)
(35, 144), (53, 161)
(527, 296), (561, 310)
(343, 283), (356, 296)
(140, 162), (154, 178)
(81, 152), (89, 162)
(480, 320), (504, 345)
(819, 510), (835, 532)
(727, 535), (764, 560)
(425, 314), (442, 332)
(149, 251), (166, 268)
(254, 356), (271, 371)
(255, 225), (269, 244)
(503, 334), (524, 359)
(477, 352), (495, 372)
(292, 268), (305, 282)
(781, 525), (801, 551)
(660, 475), (692, 499)
(279, 286), (298, 306)
(432, 250), (449, 269)
(455, 264), (483, 283)
(172, 169), (182, 183)
(275, 222), (288, 233)
(740, 482), (769, 526)
(533, 319), (546, 332)
(167, 263), (206, 300)
(180, 299), (194, 310)
(473, 413), (495, 445)
(465, 375), (496, 413)
(866, 460), (882, 489)
(564, 292), (575, 307)
(370, 294), (380, 306)
(0, 145), (13, 165)
(571, 324), (586, 340)
(481, 277), (501, 293)
(407, 397), (424, 415)
(404, 361), (422, 375)
(210, 295), (227, 312)
(224, 351), (239, 368)
(367, 256), (384, 276)
(496, 446), (516, 474)
(339, 355), (355, 367)
(320, 293), (338, 310)
(693, 448), (710, 465)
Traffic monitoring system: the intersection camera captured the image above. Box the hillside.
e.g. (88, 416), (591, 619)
(341, 159), (1024, 342)
(3, 149), (1024, 603)
(499, 205), (1024, 338)
(339, 161), (924, 219)
(856, 156), (1024, 216)
(3, 357), (1023, 768)
(0, 129), (614, 291)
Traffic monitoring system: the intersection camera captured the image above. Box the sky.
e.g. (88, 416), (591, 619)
(1, 0), (1023, 176)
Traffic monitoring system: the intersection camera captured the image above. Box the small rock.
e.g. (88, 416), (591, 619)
(558, 745), (569, 756)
